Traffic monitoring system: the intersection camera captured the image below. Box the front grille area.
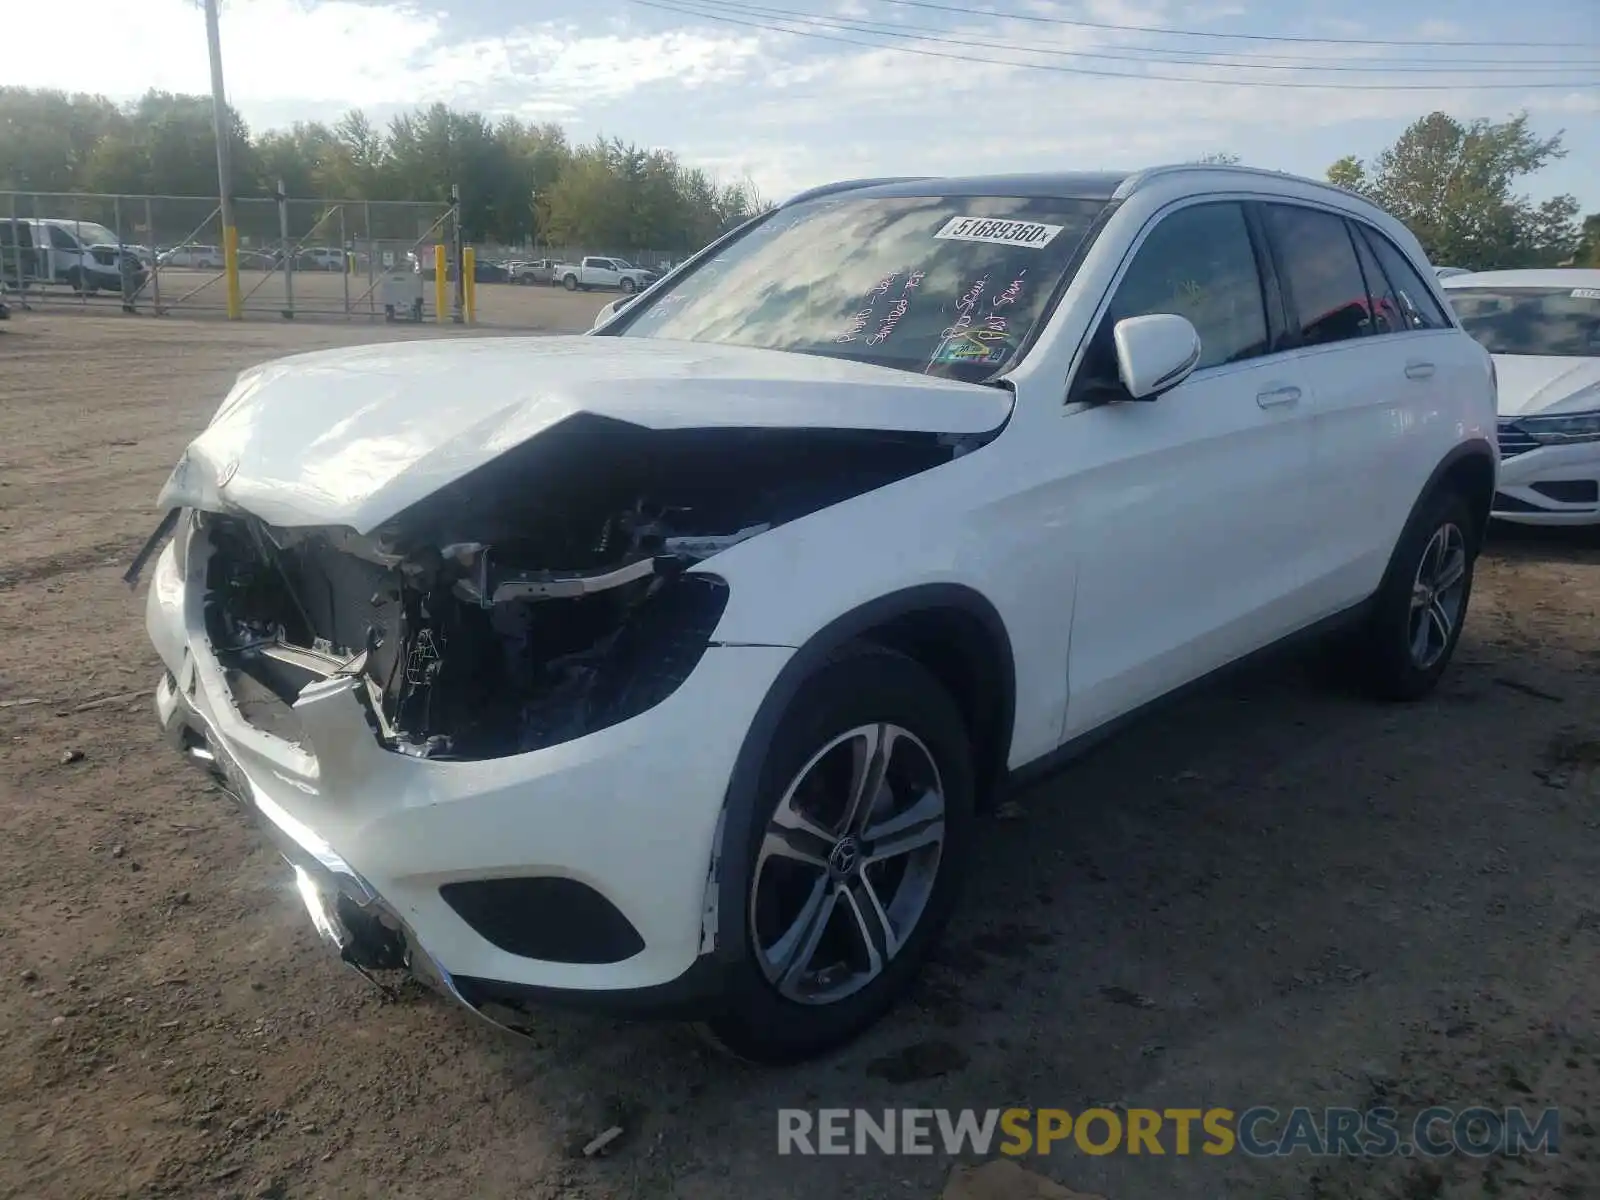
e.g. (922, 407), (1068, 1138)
(1497, 420), (1539, 459)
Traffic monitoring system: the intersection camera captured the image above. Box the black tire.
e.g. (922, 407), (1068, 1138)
(701, 644), (975, 1064)
(1354, 488), (1478, 701)
(563, 274), (578, 291)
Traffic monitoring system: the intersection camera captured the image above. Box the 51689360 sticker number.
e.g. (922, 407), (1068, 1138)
(934, 216), (1064, 248)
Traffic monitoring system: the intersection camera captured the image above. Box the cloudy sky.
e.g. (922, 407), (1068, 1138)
(16, 0), (1600, 207)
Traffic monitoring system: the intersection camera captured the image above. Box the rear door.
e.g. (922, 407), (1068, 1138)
(1058, 198), (1319, 740)
(1259, 203), (1456, 615)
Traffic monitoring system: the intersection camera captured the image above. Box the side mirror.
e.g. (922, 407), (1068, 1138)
(590, 295), (634, 331)
(1112, 314), (1202, 400)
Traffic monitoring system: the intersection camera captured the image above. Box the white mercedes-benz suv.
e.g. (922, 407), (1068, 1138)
(137, 165), (1497, 1063)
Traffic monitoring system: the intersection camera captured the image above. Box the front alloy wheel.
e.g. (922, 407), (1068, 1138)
(751, 723), (945, 1006)
(702, 645), (973, 1064)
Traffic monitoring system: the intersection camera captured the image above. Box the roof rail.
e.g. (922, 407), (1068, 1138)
(780, 177), (936, 207)
(1113, 162), (1358, 204)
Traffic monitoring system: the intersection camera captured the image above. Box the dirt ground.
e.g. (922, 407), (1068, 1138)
(2, 311), (1598, 1200)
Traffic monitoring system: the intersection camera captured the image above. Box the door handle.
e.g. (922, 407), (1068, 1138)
(1405, 361), (1435, 380)
(1256, 386), (1301, 408)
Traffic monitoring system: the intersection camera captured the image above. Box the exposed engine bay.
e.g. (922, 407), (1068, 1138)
(190, 415), (984, 759)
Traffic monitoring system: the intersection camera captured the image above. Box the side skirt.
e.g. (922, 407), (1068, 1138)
(1003, 596), (1377, 796)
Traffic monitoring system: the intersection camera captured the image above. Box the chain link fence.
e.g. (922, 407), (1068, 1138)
(2, 189), (458, 322)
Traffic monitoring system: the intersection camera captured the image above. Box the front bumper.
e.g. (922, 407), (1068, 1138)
(1492, 440), (1600, 526)
(145, 538), (791, 1023)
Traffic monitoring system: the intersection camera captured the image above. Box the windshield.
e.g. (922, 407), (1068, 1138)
(1447, 285), (1600, 358)
(611, 192), (1110, 381)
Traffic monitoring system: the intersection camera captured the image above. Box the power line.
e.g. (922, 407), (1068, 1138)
(632, 0), (1600, 89)
(667, 0), (1600, 73)
(863, 0), (1600, 50)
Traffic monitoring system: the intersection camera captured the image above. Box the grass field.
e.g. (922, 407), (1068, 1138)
(2, 311), (1599, 1200)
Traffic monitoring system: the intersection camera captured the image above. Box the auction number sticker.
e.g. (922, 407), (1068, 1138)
(934, 216), (1063, 248)
(1571, 288), (1600, 300)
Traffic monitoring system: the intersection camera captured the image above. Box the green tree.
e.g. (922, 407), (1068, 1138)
(0, 85), (759, 254)
(1576, 213), (1600, 267)
(1325, 111), (1578, 270)
(0, 87), (127, 192)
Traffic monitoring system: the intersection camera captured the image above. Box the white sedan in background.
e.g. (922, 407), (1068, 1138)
(1443, 269), (1600, 525)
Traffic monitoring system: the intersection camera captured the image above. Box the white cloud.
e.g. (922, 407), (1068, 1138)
(694, 4), (1598, 196)
(9, 0), (1596, 207)
(11, 0), (761, 114)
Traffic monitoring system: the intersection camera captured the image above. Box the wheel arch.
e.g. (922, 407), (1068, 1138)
(1372, 438), (1495, 603)
(702, 583), (1016, 964)
(1422, 438), (1496, 546)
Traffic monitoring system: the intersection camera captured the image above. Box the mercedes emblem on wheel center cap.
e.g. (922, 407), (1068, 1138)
(829, 837), (861, 879)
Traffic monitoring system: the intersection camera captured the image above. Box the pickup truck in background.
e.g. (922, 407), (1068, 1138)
(553, 256), (657, 293)
(509, 258), (557, 285)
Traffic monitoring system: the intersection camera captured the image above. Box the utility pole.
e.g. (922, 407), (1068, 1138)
(204, 0), (242, 318)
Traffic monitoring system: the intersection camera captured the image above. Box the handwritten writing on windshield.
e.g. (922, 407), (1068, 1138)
(834, 270), (903, 344)
(935, 274), (992, 346)
(929, 269), (1029, 368)
(867, 271), (925, 346)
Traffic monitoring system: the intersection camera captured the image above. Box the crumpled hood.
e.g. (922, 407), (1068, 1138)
(158, 335), (1013, 531)
(1494, 355), (1600, 418)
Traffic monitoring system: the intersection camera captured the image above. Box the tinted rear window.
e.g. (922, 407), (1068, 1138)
(1447, 286), (1600, 357)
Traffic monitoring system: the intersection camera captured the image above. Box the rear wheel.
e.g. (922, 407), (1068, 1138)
(1354, 488), (1477, 700)
(701, 645), (974, 1064)
(563, 274), (578, 291)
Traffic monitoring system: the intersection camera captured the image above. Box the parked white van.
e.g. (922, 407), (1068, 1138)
(0, 218), (148, 293)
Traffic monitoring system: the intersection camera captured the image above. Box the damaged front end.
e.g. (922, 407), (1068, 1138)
(185, 415), (978, 761)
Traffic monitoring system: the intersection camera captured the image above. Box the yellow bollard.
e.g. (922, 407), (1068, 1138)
(463, 247), (477, 324)
(433, 244), (447, 324)
(222, 226), (242, 320)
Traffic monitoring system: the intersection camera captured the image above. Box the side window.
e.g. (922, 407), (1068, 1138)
(1348, 224), (1404, 336)
(1265, 204), (1372, 348)
(1357, 227), (1450, 330)
(1111, 202), (1269, 371)
(1074, 202), (1269, 399)
(48, 225), (81, 251)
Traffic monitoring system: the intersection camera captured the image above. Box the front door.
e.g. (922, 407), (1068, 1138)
(1054, 199), (1318, 741)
